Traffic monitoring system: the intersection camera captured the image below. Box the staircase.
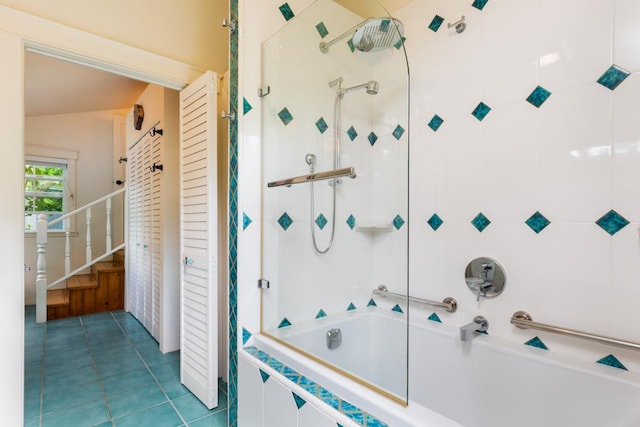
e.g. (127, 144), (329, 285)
(35, 187), (127, 323)
(47, 250), (125, 321)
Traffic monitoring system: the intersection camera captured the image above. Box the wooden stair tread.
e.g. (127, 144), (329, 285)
(92, 261), (125, 273)
(47, 289), (69, 307)
(66, 274), (98, 290)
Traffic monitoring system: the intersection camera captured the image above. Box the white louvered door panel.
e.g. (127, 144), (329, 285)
(180, 71), (218, 409)
(150, 130), (162, 340)
(142, 134), (152, 330)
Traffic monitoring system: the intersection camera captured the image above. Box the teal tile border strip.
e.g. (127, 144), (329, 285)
(228, 0), (238, 424)
(244, 346), (389, 426)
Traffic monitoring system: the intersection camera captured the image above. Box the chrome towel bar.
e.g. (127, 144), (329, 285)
(267, 167), (356, 188)
(511, 311), (640, 352)
(373, 285), (458, 313)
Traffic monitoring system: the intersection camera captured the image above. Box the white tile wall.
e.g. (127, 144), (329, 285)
(239, 0), (640, 423)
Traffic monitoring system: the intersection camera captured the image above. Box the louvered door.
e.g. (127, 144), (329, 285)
(179, 71), (219, 409)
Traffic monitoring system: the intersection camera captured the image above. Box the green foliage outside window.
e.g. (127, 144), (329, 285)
(25, 163), (66, 231)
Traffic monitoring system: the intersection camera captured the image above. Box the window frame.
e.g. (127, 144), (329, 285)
(24, 145), (77, 235)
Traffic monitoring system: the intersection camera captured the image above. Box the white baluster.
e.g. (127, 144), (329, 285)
(86, 207), (92, 265)
(64, 218), (71, 276)
(36, 214), (48, 323)
(106, 197), (112, 252)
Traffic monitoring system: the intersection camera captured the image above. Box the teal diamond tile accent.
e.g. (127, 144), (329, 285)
(278, 317), (292, 328)
(472, 0), (489, 10)
(243, 97), (252, 115)
(596, 210), (629, 235)
(278, 212), (293, 231)
(242, 327), (252, 345)
(346, 214), (356, 230)
(282, 366), (300, 383)
(597, 354), (628, 371)
(347, 126), (358, 141)
(428, 114), (444, 132)
(428, 312), (442, 323)
(597, 65), (630, 91)
(315, 117), (328, 134)
(242, 212), (252, 230)
(368, 132), (378, 146)
(524, 336), (549, 350)
(367, 298), (377, 307)
(379, 19), (391, 33)
(315, 213), (328, 230)
(259, 369), (270, 383)
(394, 36), (406, 50)
(427, 213), (443, 231)
(525, 211), (550, 234)
(316, 21), (329, 38)
(267, 358), (284, 372)
(278, 107), (293, 125)
(345, 411), (366, 424)
(429, 15), (444, 32)
(315, 309), (327, 319)
(365, 415), (389, 427)
(526, 86), (552, 108)
(278, 3), (295, 21)
(393, 215), (405, 230)
(471, 102), (492, 121)
(347, 39), (355, 52)
(391, 304), (404, 313)
(392, 125), (405, 140)
(292, 392), (306, 409)
(471, 212), (491, 232)
(346, 302), (356, 311)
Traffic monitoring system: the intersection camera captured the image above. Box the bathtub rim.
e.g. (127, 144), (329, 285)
(253, 308), (640, 426)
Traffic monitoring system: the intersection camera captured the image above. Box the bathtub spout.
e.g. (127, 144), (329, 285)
(460, 316), (488, 341)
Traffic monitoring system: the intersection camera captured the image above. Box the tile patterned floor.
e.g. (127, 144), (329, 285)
(24, 306), (228, 426)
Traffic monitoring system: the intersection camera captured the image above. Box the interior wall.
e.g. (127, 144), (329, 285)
(0, 29), (26, 427)
(24, 109), (128, 304)
(0, 0), (229, 74)
(238, 0), (640, 398)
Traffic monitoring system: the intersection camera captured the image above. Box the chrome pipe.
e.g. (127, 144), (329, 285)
(511, 311), (640, 352)
(373, 285), (458, 313)
(267, 167), (356, 188)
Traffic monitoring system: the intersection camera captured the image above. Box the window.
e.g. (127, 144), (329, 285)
(24, 159), (66, 231)
(24, 146), (77, 233)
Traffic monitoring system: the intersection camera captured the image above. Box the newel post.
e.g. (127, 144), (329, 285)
(86, 207), (92, 265)
(36, 214), (48, 323)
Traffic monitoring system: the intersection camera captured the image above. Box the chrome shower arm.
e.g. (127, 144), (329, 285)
(319, 19), (370, 53)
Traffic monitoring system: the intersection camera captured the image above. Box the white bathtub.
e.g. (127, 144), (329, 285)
(254, 310), (640, 427)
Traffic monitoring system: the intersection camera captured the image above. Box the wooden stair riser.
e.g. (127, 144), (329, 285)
(47, 262), (124, 321)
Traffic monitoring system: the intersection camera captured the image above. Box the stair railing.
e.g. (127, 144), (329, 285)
(36, 187), (127, 323)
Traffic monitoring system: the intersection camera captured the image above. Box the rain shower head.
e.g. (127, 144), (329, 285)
(351, 18), (404, 52)
(319, 17), (405, 54)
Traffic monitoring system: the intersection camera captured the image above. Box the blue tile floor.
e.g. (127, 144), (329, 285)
(24, 305), (228, 426)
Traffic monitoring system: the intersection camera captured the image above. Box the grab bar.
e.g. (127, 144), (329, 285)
(511, 311), (640, 352)
(373, 285), (458, 313)
(267, 167), (356, 188)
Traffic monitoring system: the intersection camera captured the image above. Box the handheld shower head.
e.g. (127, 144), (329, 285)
(342, 80), (380, 96)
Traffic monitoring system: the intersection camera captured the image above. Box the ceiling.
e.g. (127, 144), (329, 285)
(24, 52), (149, 117)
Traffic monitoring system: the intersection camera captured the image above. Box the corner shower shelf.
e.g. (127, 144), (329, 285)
(354, 221), (393, 232)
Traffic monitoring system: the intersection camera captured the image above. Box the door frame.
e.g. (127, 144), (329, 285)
(1, 5), (209, 422)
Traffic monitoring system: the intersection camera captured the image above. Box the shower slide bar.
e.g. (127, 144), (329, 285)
(511, 311), (640, 352)
(267, 167), (356, 188)
(373, 285), (458, 313)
